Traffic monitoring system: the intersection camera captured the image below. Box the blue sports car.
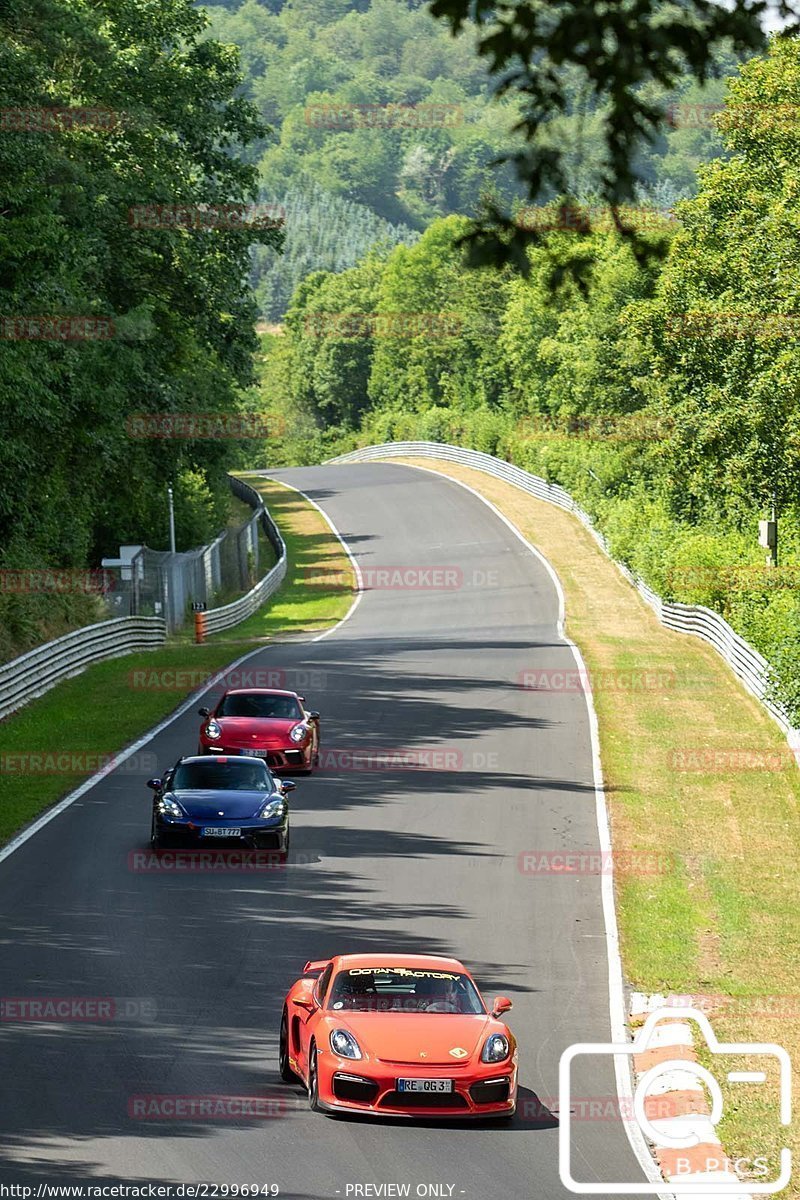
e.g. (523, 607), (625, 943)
(147, 755), (294, 854)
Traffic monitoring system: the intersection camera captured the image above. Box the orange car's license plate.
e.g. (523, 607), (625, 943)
(397, 1078), (453, 1093)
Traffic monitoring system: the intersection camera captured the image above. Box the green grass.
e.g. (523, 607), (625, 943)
(0, 478), (353, 848)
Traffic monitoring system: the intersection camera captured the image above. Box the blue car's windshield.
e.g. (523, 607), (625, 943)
(218, 693), (302, 720)
(172, 761), (273, 792)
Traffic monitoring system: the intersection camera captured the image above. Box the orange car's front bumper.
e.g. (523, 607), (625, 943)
(316, 1053), (518, 1119)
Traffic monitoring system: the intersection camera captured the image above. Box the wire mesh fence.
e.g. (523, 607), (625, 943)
(102, 476), (276, 632)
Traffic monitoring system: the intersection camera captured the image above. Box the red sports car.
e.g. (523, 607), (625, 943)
(279, 953), (517, 1119)
(197, 688), (320, 774)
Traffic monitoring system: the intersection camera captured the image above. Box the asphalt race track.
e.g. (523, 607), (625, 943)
(0, 463), (655, 1199)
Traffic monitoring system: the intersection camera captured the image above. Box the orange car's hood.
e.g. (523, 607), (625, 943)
(323, 1012), (494, 1065)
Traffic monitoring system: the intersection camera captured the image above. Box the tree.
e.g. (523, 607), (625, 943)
(623, 37), (800, 525)
(0, 0), (281, 585)
(428, 0), (783, 274)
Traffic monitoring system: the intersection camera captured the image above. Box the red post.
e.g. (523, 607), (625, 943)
(194, 610), (206, 644)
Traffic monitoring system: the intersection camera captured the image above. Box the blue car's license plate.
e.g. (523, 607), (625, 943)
(202, 827), (241, 837)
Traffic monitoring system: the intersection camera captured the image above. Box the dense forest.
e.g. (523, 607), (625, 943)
(255, 36), (800, 721)
(4, 0), (797, 715)
(206, 0), (737, 316)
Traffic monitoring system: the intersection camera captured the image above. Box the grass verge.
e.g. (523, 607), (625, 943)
(0, 478), (352, 848)
(395, 456), (800, 1194)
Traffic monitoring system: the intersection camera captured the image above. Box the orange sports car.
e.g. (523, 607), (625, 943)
(279, 953), (517, 1119)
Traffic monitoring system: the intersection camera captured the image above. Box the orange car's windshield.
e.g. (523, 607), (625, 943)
(327, 968), (484, 1014)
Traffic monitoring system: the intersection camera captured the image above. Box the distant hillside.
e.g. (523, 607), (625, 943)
(252, 181), (419, 320)
(204, 0), (742, 315)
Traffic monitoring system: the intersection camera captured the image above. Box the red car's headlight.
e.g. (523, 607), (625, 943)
(289, 724), (308, 744)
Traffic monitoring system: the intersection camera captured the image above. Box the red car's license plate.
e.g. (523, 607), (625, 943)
(396, 1078), (453, 1093)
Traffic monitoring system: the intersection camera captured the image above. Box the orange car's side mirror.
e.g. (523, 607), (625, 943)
(293, 995), (318, 1013)
(492, 995), (513, 1017)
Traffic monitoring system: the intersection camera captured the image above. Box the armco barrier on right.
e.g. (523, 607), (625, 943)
(329, 441), (800, 754)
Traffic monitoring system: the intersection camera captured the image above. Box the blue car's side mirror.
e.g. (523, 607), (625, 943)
(146, 778), (162, 791)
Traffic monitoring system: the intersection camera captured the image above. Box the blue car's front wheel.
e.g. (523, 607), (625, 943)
(150, 812), (161, 850)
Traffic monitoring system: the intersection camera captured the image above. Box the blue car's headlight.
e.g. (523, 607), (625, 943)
(330, 1029), (362, 1060)
(481, 1033), (510, 1063)
(158, 796), (185, 820)
(258, 796), (286, 820)
(289, 724), (307, 743)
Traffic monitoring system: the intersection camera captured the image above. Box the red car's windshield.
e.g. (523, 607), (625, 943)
(327, 967), (485, 1014)
(218, 693), (302, 720)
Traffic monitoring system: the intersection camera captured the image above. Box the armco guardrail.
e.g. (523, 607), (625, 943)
(329, 441), (799, 743)
(1, 477), (288, 719)
(202, 477), (287, 637)
(0, 616), (165, 722)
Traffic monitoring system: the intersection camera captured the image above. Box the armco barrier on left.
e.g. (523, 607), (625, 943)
(0, 616), (166, 722)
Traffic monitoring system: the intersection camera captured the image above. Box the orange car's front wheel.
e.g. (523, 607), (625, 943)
(307, 1044), (322, 1111)
(279, 1011), (297, 1084)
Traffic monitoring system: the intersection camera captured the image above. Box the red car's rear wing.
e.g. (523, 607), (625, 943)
(303, 959), (329, 974)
